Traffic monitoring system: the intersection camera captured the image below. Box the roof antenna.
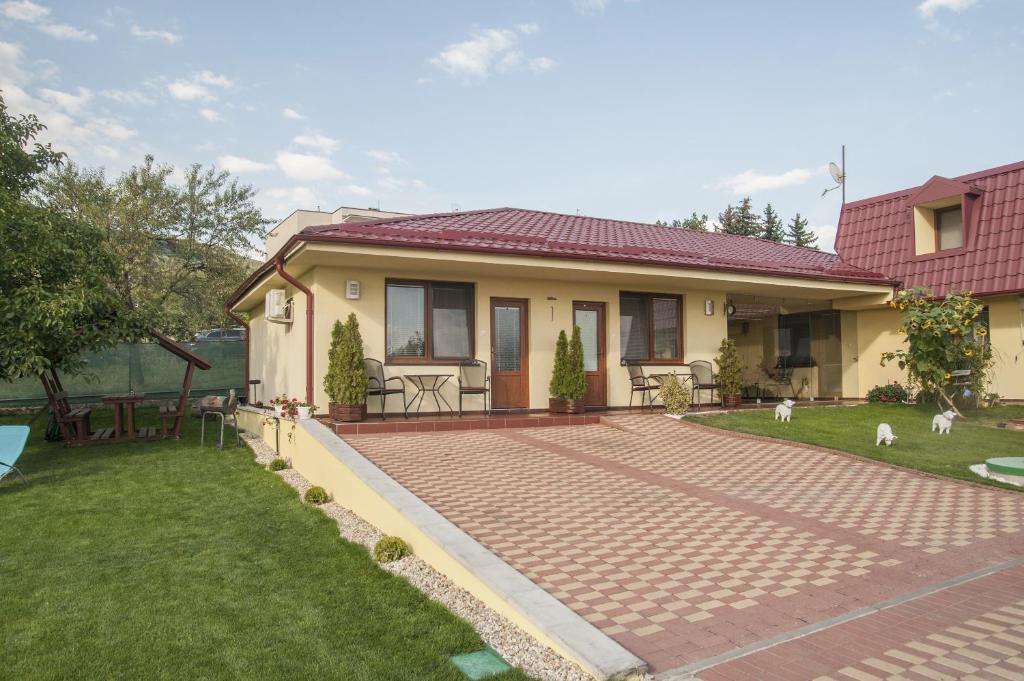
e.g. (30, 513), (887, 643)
(451, 203), (461, 212)
(822, 144), (846, 203)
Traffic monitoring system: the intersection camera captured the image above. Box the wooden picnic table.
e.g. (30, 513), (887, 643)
(102, 393), (145, 439)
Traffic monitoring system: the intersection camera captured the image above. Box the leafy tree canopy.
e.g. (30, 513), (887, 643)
(43, 155), (271, 337)
(655, 212), (709, 231)
(0, 94), (143, 381)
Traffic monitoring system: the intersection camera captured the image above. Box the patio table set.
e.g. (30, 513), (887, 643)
(365, 359), (489, 418)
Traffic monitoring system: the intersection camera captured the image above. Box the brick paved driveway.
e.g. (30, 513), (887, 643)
(345, 414), (1024, 678)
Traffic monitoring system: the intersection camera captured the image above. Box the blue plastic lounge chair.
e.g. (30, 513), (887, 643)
(0, 425), (30, 485)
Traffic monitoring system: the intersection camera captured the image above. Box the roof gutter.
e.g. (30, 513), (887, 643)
(223, 303), (251, 403)
(274, 257), (315, 407)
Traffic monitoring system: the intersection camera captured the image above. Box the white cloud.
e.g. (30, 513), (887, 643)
(275, 151), (349, 181)
(918, 0), (978, 17)
(282, 107), (304, 120)
(810, 224), (838, 253)
(365, 149), (404, 164)
(217, 155), (273, 173)
(416, 76), (433, 85)
(264, 185), (319, 214)
(91, 117), (137, 140)
(377, 176), (406, 192)
(199, 107), (221, 122)
(94, 143), (119, 159)
(38, 22), (97, 41)
(38, 86), (91, 113)
(344, 184), (372, 197)
(293, 132), (339, 152)
(0, 40), (26, 83)
(101, 88), (154, 105)
(1, 0), (49, 22)
(713, 167), (817, 194)
(429, 25), (554, 78)
(529, 56), (557, 72)
(130, 24), (181, 45)
(572, 0), (608, 16)
(167, 70), (232, 101)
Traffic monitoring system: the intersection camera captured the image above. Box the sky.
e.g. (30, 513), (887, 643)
(2, 0), (1022, 253)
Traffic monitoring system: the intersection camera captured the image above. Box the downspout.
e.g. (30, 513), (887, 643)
(274, 257), (314, 407)
(224, 302), (250, 403)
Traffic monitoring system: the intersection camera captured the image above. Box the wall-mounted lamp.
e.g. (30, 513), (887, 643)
(704, 299), (714, 316)
(726, 303), (736, 316)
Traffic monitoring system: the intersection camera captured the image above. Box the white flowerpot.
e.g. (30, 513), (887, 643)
(295, 406), (311, 420)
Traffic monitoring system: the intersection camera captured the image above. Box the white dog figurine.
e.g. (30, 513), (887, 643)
(876, 423), (897, 446)
(774, 399), (795, 422)
(932, 410), (957, 435)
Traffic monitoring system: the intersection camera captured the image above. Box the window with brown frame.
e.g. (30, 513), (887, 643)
(385, 279), (474, 363)
(935, 205), (964, 251)
(619, 292), (683, 362)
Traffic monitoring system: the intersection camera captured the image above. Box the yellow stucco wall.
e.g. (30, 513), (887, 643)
(248, 272), (311, 405)
(854, 296), (1024, 400)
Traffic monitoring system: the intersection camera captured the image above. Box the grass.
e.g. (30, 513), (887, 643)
(692, 402), (1024, 490)
(0, 408), (533, 681)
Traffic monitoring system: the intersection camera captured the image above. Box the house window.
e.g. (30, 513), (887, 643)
(936, 206), (963, 250)
(619, 293), (682, 361)
(386, 280), (474, 362)
(777, 313), (813, 367)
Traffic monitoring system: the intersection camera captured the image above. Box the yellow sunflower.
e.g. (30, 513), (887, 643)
(964, 349), (974, 357)
(978, 327), (988, 337)
(944, 372), (951, 380)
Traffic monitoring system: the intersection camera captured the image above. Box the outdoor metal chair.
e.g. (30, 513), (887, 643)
(0, 425), (30, 485)
(458, 360), (490, 416)
(364, 358), (407, 420)
(688, 360), (722, 410)
(761, 365), (796, 400)
(200, 390), (239, 450)
(626, 362), (658, 410)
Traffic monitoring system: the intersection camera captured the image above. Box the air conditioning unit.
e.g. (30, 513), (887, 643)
(265, 289), (293, 323)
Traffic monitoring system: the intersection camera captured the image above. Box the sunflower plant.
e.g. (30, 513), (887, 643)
(879, 287), (991, 416)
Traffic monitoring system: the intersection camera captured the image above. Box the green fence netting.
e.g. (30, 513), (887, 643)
(0, 340), (246, 407)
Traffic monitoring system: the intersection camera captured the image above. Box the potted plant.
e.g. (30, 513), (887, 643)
(714, 337), (744, 408)
(324, 313), (368, 422)
(549, 327), (587, 414)
(273, 396), (315, 420)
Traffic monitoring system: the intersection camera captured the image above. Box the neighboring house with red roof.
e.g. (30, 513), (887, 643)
(229, 205), (907, 414)
(835, 160), (1024, 399)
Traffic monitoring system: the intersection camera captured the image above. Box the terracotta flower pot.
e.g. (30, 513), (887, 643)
(723, 394), (743, 409)
(549, 397), (586, 415)
(329, 403), (366, 422)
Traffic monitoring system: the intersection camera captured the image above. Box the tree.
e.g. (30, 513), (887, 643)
(761, 203), (784, 243)
(880, 287), (992, 416)
(549, 329), (570, 398)
(718, 197), (762, 237)
(785, 213), (818, 249)
(656, 212), (709, 231)
(323, 314), (368, 406)
(565, 325), (587, 401)
(43, 156), (270, 337)
(714, 337), (744, 397)
(0, 94), (142, 382)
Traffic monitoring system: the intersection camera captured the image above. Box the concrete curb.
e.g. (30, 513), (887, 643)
(301, 418), (646, 681)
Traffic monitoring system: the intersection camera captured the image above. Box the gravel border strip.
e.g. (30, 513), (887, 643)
(244, 433), (644, 681)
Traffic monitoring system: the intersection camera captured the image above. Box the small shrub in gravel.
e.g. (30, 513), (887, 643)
(374, 536), (410, 563)
(268, 458), (289, 471)
(304, 486), (329, 504)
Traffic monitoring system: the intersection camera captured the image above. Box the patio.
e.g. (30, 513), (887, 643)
(342, 412), (1024, 677)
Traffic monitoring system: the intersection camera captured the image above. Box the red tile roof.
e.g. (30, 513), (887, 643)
(835, 160), (1024, 298)
(294, 207), (892, 285)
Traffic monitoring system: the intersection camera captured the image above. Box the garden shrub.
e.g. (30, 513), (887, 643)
(269, 458), (289, 471)
(659, 372), (691, 415)
(324, 313), (368, 406)
(373, 536), (410, 563)
(865, 383), (909, 404)
(303, 486), (329, 504)
(714, 338), (744, 396)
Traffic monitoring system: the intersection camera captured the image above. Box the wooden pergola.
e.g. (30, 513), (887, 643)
(41, 331), (212, 446)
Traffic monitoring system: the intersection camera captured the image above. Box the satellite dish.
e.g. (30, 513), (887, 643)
(828, 162), (845, 185)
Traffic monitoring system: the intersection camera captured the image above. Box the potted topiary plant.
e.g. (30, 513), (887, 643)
(324, 313), (368, 422)
(549, 327), (587, 414)
(714, 337), (744, 408)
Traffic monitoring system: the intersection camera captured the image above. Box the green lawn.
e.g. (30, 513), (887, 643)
(692, 403), (1024, 489)
(0, 409), (532, 681)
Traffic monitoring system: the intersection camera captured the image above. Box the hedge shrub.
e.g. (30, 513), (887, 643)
(303, 486), (329, 504)
(373, 536), (410, 563)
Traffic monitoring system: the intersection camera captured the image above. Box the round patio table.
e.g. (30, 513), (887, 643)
(403, 374), (454, 417)
(102, 393), (145, 439)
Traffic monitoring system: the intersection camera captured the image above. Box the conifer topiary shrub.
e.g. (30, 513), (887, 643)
(303, 486), (329, 505)
(324, 313), (368, 422)
(548, 327), (587, 414)
(373, 536), (410, 563)
(715, 338), (744, 408)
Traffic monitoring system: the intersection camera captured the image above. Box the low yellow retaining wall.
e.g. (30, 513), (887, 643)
(237, 407), (643, 681)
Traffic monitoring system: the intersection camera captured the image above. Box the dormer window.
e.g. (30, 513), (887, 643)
(935, 206), (963, 250)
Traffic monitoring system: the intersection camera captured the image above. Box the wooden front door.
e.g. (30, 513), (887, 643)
(490, 298), (529, 409)
(572, 301), (607, 407)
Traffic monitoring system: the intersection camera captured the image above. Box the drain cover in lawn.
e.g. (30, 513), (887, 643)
(450, 647), (511, 679)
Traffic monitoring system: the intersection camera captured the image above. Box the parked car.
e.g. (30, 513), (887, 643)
(194, 327), (246, 342)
